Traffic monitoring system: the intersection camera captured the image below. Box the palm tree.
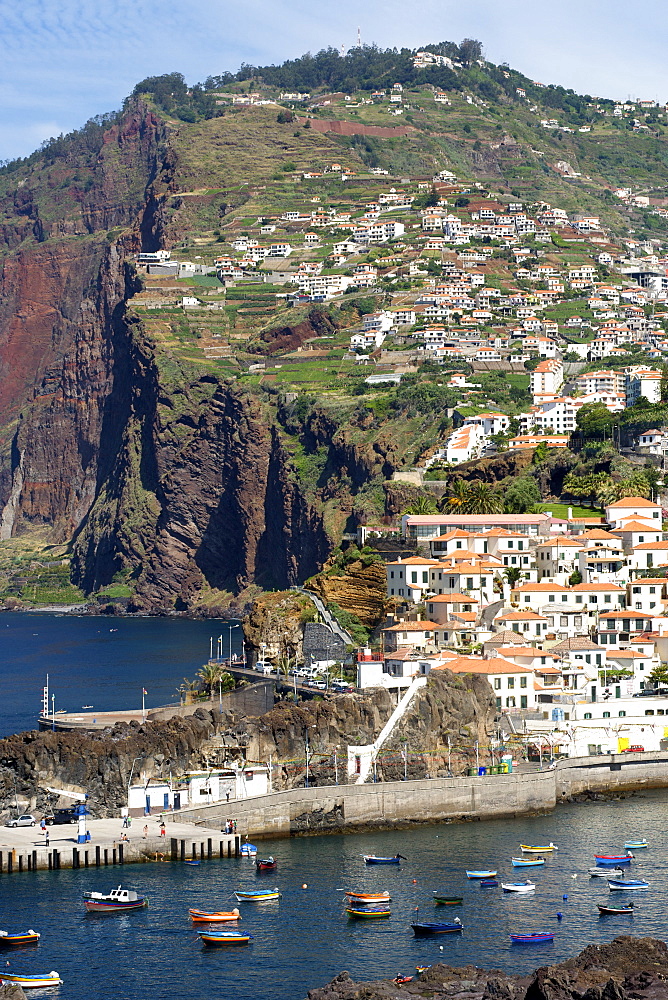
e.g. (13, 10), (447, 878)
(461, 482), (503, 514)
(404, 495), (439, 515)
(197, 662), (235, 696)
(445, 478), (470, 512)
(504, 567), (521, 587)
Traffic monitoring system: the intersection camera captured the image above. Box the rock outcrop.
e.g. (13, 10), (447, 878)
(306, 559), (389, 629)
(306, 937), (668, 1000)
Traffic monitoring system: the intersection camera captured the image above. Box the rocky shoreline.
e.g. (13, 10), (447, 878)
(307, 936), (668, 1000)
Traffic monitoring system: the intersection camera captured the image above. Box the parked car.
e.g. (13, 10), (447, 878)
(622, 745), (645, 753)
(331, 680), (353, 693)
(45, 808), (78, 826)
(6, 813), (36, 828)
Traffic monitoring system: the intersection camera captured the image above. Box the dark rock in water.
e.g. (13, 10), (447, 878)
(307, 938), (668, 1000)
(0, 983), (27, 999)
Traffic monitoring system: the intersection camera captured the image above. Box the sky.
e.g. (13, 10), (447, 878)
(1, 0), (667, 161)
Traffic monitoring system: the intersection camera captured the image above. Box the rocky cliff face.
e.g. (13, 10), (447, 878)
(306, 559), (388, 629)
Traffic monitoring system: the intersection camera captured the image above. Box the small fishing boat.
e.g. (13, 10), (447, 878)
(184, 860), (200, 866)
(624, 840), (648, 850)
(608, 878), (648, 890)
(589, 866), (625, 878)
(346, 905), (391, 919)
(501, 881), (535, 893)
(594, 853), (633, 864)
(598, 902), (634, 914)
(188, 908), (241, 923)
(433, 894), (463, 906)
(0, 971), (62, 988)
(240, 842), (257, 857)
(0, 930), (40, 946)
(256, 856), (277, 871)
(520, 843), (557, 853)
(234, 889), (281, 902)
(412, 918), (462, 937)
(510, 932), (554, 944)
(363, 854), (404, 865)
(480, 879), (499, 888)
(466, 870), (497, 879)
(511, 857), (545, 867)
(415, 966), (431, 975)
(199, 930), (253, 946)
(83, 886), (147, 912)
(393, 975), (413, 984)
(345, 891), (390, 904)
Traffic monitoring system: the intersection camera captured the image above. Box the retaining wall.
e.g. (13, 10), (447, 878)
(179, 751), (668, 839)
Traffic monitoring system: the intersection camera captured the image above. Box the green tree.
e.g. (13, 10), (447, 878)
(445, 479), (470, 512)
(196, 662), (235, 695)
(648, 664), (668, 687)
(504, 476), (542, 514)
(461, 482), (503, 514)
(575, 403), (615, 439)
(504, 567), (521, 587)
(404, 495), (439, 515)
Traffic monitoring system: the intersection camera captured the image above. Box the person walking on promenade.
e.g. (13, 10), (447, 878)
(160, 822), (166, 838)
(143, 825), (149, 839)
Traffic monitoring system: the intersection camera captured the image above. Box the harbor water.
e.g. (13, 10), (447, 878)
(1, 790), (668, 999)
(0, 613), (242, 736)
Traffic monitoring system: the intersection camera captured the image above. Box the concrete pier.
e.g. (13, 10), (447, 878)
(0, 816), (240, 874)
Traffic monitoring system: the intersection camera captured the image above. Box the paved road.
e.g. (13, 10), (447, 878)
(0, 815), (231, 852)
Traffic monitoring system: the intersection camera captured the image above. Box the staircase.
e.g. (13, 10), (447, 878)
(348, 676), (427, 784)
(293, 587), (355, 646)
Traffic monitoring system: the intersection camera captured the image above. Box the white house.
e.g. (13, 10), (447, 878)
(605, 497), (663, 531)
(385, 558), (438, 601)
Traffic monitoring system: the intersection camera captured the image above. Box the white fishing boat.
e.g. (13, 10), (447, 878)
(501, 880), (535, 893)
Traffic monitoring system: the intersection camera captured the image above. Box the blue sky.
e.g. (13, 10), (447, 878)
(1, 0), (667, 160)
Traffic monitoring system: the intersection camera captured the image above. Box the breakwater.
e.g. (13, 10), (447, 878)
(178, 750), (668, 837)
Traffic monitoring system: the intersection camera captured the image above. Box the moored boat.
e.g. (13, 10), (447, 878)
(519, 843), (557, 853)
(480, 879), (499, 888)
(589, 866), (625, 877)
(363, 854), (404, 865)
(510, 932), (554, 944)
(466, 870), (497, 879)
(189, 908), (241, 923)
(83, 885), (147, 912)
(345, 891), (390, 904)
(0, 930), (40, 946)
(433, 895), (463, 906)
(511, 857), (545, 867)
(0, 971), (62, 988)
(624, 840), (648, 849)
(594, 853), (633, 864)
(256, 856), (277, 871)
(501, 881), (535, 893)
(199, 930), (253, 946)
(412, 918), (462, 936)
(346, 905), (391, 919)
(234, 889), (281, 901)
(598, 902), (634, 914)
(608, 878), (648, 890)
(240, 842), (257, 857)
(393, 975), (413, 984)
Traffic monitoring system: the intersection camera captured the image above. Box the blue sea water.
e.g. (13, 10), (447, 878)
(0, 612), (242, 737)
(1, 790), (668, 1000)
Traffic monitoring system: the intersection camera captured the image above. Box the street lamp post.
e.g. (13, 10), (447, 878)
(305, 725), (316, 788)
(402, 741), (408, 781)
(228, 623), (240, 665)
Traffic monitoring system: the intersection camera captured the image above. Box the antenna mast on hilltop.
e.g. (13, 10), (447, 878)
(357, 26), (361, 48)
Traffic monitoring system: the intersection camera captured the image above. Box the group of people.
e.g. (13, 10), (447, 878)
(224, 819), (237, 834)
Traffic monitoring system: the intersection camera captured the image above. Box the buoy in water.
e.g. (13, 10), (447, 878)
(562, 894), (568, 900)
(557, 913), (563, 920)
(302, 884), (308, 889)
(412, 879), (417, 884)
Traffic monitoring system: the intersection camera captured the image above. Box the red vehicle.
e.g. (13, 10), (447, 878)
(622, 745), (644, 753)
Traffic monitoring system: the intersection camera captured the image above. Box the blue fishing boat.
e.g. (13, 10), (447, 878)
(480, 879), (498, 887)
(624, 840), (648, 849)
(240, 842), (257, 857)
(511, 857), (545, 867)
(412, 918), (462, 937)
(510, 932), (554, 944)
(501, 881), (535, 893)
(234, 889), (281, 901)
(0, 930), (40, 946)
(199, 930), (253, 946)
(595, 852), (633, 864)
(346, 905), (391, 919)
(466, 869), (497, 879)
(608, 878), (648, 890)
(363, 854), (405, 865)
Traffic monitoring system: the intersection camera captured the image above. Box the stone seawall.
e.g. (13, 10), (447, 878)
(178, 751), (668, 838)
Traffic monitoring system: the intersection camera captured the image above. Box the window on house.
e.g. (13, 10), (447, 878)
(506, 696), (516, 708)
(507, 678), (515, 689)
(639, 536), (644, 543)
(466, 578), (474, 589)
(494, 678), (501, 689)
(603, 711), (610, 718)
(520, 677), (527, 688)
(422, 572), (428, 583)
(549, 595), (555, 603)
(575, 616), (582, 627)
(390, 571), (395, 579)
(496, 697), (501, 709)
(456, 541), (462, 549)
(411, 572), (417, 583)
(576, 596), (583, 604)
(584, 712), (592, 720)
(619, 711), (626, 717)
(604, 595), (611, 604)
